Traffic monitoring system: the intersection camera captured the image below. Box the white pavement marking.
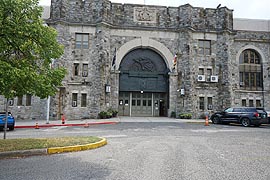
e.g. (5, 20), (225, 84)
(42, 126), (67, 131)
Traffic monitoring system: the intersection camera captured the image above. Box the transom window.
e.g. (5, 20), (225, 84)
(239, 49), (262, 91)
(75, 33), (89, 49)
(198, 40), (211, 55)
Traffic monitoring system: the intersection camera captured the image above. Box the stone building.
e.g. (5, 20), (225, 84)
(2, 0), (270, 120)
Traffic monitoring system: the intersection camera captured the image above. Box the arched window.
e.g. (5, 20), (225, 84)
(239, 49), (262, 90)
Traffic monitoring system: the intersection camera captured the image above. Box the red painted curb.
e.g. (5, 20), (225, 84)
(14, 121), (118, 129)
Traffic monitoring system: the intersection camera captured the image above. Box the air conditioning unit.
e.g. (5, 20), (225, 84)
(208, 105), (213, 110)
(82, 71), (88, 77)
(239, 82), (244, 86)
(210, 75), (218, 82)
(72, 101), (77, 107)
(197, 75), (205, 82)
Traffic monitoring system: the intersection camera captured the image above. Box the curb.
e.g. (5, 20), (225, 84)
(47, 138), (107, 154)
(0, 138), (107, 159)
(15, 121), (118, 129)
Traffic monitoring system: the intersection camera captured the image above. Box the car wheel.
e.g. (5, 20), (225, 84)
(241, 118), (250, 127)
(212, 116), (220, 124)
(9, 126), (14, 131)
(254, 124), (261, 127)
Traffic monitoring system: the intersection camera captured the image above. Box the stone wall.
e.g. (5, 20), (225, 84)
(1, 0), (269, 120)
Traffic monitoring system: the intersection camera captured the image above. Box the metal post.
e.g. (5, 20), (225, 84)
(46, 96), (50, 124)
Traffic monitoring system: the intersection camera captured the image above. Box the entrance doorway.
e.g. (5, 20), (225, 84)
(118, 48), (169, 117)
(118, 92), (167, 117)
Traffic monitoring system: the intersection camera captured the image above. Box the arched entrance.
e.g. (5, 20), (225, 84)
(118, 48), (170, 117)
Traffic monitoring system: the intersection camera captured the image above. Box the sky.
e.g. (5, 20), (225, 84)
(39, 0), (270, 20)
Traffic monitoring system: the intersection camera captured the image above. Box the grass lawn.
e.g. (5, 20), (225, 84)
(0, 136), (102, 152)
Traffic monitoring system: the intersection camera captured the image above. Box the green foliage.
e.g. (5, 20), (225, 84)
(179, 113), (192, 119)
(108, 108), (118, 117)
(0, 0), (66, 99)
(99, 109), (118, 119)
(170, 111), (176, 118)
(0, 137), (102, 152)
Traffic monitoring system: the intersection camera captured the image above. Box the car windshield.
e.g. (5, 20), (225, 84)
(224, 108), (233, 112)
(0, 112), (12, 116)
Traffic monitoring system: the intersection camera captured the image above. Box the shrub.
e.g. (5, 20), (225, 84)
(179, 113), (192, 119)
(171, 111), (176, 118)
(98, 111), (108, 119)
(108, 109), (118, 117)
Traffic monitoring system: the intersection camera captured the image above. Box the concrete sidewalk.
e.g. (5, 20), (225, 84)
(14, 116), (205, 128)
(15, 117), (119, 128)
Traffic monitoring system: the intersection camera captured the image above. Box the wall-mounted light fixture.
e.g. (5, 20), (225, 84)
(105, 84), (111, 93)
(180, 88), (185, 96)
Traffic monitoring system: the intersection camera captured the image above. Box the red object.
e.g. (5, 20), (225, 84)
(35, 122), (39, 129)
(61, 114), (65, 124)
(254, 112), (259, 117)
(205, 116), (209, 126)
(173, 54), (177, 66)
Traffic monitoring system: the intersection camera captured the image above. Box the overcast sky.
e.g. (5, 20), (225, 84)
(39, 0), (270, 20)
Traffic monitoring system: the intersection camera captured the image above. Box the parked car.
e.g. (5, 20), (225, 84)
(210, 107), (268, 127)
(265, 110), (270, 124)
(0, 112), (15, 131)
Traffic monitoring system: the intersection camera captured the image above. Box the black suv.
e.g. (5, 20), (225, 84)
(210, 107), (268, 127)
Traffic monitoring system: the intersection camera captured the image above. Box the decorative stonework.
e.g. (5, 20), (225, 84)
(134, 7), (156, 23)
(131, 58), (156, 72)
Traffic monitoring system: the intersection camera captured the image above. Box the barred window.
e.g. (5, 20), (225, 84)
(198, 40), (211, 55)
(75, 33), (89, 49)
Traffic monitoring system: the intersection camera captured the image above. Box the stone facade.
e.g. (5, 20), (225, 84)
(1, 0), (269, 120)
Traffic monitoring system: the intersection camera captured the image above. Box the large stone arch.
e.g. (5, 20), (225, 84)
(236, 45), (266, 64)
(115, 37), (174, 71)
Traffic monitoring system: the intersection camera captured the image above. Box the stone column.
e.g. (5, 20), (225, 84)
(168, 72), (179, 117)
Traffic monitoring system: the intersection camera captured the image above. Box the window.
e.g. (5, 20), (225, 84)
(72, 93), (78, 107)
(242, 99), (246, 107)
(75, 33), (89, 49)
(199, 68), (204, 75)
(239, 49), (262, 90)
(73, 63), (79, 76)
(81, 94), (87, 107)
(207, 69), (212, 81)
(256, 100), (261, 107)
(198, 40), (211, 55)
(17, 96), (23, 106)
(199, 97), (204, 110)
(82, 64), (88, 77)
(143, 100), (147, 106)
(207, 97), (212, 110)
(9, 99), (14, 106)
(26, 94), (32, 106)
(249, 100), (254, 107)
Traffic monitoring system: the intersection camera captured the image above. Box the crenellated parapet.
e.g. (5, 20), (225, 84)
(49, 0), (233, 32)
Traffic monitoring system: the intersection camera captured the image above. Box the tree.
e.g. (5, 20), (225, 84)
(0, 0), (66, 139)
